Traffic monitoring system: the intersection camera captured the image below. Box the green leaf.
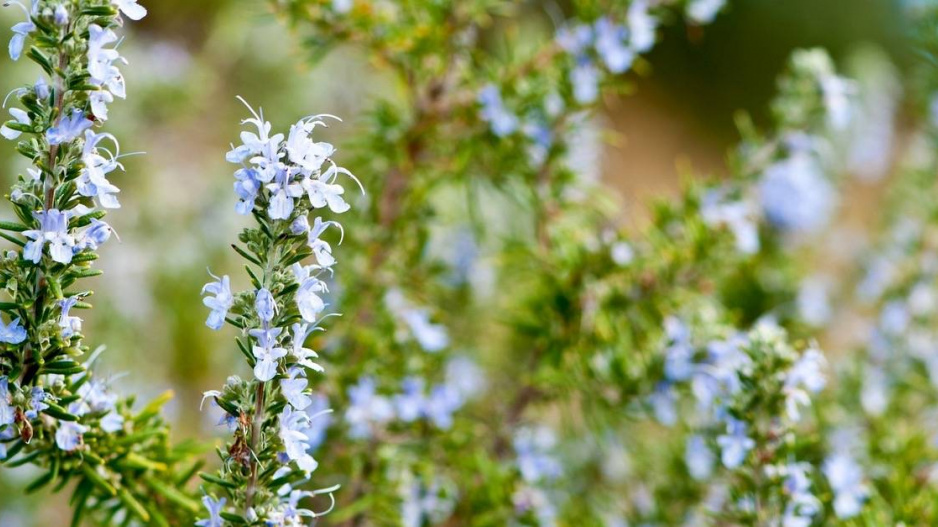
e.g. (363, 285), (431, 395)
(199, 472), (238, 489)
(43, 402), (79, 421)
(117, 487), (150, 522)
(231, 244), (261, 266)
(80, 463), (117, 497)
(142, 475), (200, 513)
(27, 47), (53, 76)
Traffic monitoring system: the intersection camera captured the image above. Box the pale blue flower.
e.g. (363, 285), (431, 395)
(113, 0), (147, 21)
(34, 76), (49, 101)
(267, 169), (303, 221)
(385, 289), (449, 352)
(514, 427), (562, 483)
(89, 90), (115, 121)
(797, 276), (832, 326)
(824, 453), (868, 519)
(303, 176), (350, 214)
(821, 74), (855, 130)
(58, 297), (82, 339)
(87, 25), (126, 99)
(278, 405), (319, 476)
(286, 118), (335, 172)
(202, 273), (233, 331)
(55, 420), (88, 451)
(78, 379), (117, 413)
(759, 149), (835, 234)
(716, 417), (755, 469)
(291, 215), (310, 235)
(784, 348), (826, 420)
(701, 190), (760, 254)
(1, 108), (30, 140)
(649, 383), (676, 426)
(879, 300), (910, 336)
(556, 24), (593, 56)
(628, 0), (658, 53)
(0, 427), (14, 459)
(345, 376), (394, 439)
(255, 288), (276, 323)
(310, 238), (335, 268)
(860, 365), (889, 416)
(77, 219), (114, 251)
(445, 356), (486, 401)
(402, 309), (448, 352)
(663, 317), (695, 382)
(195, 495), (226, 527)
(0, 377), (13, 427)
(332, 0), (352, 13)
(47, 110), (92, 146)
(290, 323), (323, 372)
(424, 384), (461, 429)
(233, 168), (262, 214)
(24, 386), (47, 419)
(594, 18), (634, 74)
(24, 209), (74, 264)
(309, 216), (343, 245)
(610, 241), (634, 266)
(478, 84), (518, 137)
(394, 377), (426, 423)
(7, 3), (35, 62)
(78, 130), (122, 209)
(783, 462), (821, 526)
(101, 411), (124, 433)
(292, 264), (327, 322)
(401, 478), (455, 527)
(571, 61), (600, 104)
(281, 368), (312, 411)
(0, 317), (27, 345)
(685, 435), (714, 480)
(53, 5), (68, 26)
(250, 326), (287, 382)
(687, 0), (726, 24)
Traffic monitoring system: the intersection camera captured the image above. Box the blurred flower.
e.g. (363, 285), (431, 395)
(113, 0), (147, 21)
(687, 0), (726, 25)
(255, 287), (276, 323)
(701, 190), (760, 254)
(58, 297), (82, 339)
(627, 0), (658, 53)
(594, 18), (633, 74)
(195, 495), (226, 527)
(345, 376), (394, 439)
(250, 327), (287, 382)
(716, 418), (755, 469)
(759, 146), (835, 234)
(55, 420), (88, 452)
(824, 453), (868, 519)
(47, 110), (93, 146)
(685, 435), (715, 480)
(201, 273), (233, 330)
(0, 108), (29, 140)
(6, 2), (35, 61)
(514, 427), (563, 483)
(478, 84), (518, 137)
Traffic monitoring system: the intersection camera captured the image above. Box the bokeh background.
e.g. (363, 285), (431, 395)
(0, 0), (910, 523)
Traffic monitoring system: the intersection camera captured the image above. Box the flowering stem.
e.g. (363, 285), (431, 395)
(245, 380), (266, 514)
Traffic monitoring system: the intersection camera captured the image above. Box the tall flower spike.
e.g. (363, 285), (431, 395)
(0, 1), (200, 525)
(198, 98), (359, 523)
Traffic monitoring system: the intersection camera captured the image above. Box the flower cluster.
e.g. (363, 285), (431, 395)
(198, 99), (358, 524)
(0, 1), (200, 525)
(651, 315), (829, 523)
(344, 356), (484, 439)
